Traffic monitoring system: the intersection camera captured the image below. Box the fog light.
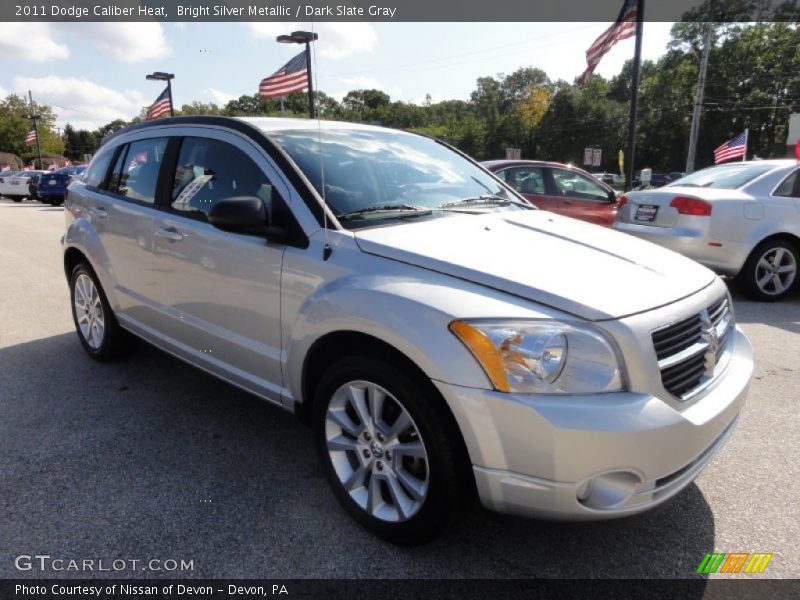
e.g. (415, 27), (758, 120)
(576, 471), (640, 509)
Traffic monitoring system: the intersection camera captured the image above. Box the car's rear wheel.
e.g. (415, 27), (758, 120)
(312, 356), (470, 545)
(736, 239), (799, 301)
(10, 196), (23, 203)
(69, 262), (138, 360)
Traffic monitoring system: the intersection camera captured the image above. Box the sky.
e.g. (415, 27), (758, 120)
(0, 21), (675, 131)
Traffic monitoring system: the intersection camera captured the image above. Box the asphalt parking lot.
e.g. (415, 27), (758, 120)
(1, 198), (798, 579)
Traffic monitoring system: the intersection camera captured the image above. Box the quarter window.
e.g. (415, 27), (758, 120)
(774, 171), (798, 198)
(107, 138), (167, 204)
(170, 138), (278, 220)
(83, 146), (115, 189)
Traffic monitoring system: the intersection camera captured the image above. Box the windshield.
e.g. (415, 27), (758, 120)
(269, 128), (524, 227)
(668, 164), (773, 190)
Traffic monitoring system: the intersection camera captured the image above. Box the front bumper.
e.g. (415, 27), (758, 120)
(436, 326), (752, 520)
(612, 220), (749, 277)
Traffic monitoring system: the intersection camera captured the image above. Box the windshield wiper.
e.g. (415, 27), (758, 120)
(438, 194), (530, 209)
(336, 204), (432, 220)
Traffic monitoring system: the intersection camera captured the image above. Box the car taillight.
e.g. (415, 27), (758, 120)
(617, 194), (628, 207)
(669, 196), (712, 216)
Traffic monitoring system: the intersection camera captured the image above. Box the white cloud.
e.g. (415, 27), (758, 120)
(0, 23), (169, 65)
(0, 23), (69, 61)
(12, 76), (148, 130)
(244, 23), (376, 60)
(62, 23), (170, 63)
(204, 88), (238, 105)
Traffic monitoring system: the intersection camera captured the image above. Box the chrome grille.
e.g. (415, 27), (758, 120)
(652, 296), (734, 400)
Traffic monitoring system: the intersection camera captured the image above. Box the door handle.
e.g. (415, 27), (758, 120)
(155, 226), (186, 242)
(89, 206), (107, 218)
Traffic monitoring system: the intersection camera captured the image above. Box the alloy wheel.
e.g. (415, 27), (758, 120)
(73, 273), (105, 350)
(755, 247), (797, 296)
(324, 380), (429, 523)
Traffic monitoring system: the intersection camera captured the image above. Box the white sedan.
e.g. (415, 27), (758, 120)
(0, 170), (47, 202)
(614, 160), (800, 301)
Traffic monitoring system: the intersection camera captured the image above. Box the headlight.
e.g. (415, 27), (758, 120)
(450, 320), (625, 394)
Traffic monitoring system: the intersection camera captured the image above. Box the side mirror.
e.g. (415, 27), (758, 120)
(208, 196), (268, 233)
(608, 189), (618, 202)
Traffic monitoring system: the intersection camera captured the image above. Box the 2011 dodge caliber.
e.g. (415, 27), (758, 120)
(62, 116), (753, 544)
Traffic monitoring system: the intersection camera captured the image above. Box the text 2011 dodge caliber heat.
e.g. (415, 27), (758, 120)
(62, 116), (753, 544)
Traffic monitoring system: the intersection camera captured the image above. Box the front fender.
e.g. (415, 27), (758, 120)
(283, 273), (498, 405)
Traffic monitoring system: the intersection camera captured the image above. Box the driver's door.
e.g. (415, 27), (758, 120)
(148, 130), (291, 403)
(548, 167), (619, 226)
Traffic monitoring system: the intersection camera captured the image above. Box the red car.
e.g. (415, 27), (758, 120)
(482, 160), (620, 226)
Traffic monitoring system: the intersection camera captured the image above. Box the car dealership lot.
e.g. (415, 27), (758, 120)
(1, 199), (798, 578)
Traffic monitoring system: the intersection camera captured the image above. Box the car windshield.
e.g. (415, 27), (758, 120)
(668, 164), (774, 189)
(269, 128), (524, 228)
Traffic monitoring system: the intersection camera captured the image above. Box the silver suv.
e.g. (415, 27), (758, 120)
(63, 117), (753, 544)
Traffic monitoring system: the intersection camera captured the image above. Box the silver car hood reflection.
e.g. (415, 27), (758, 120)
(353, 210), (716, 321)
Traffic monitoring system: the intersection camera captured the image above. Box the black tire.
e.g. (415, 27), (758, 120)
(735, 239), (799, 302)
(69, 262), (139, 360)
(10, 196), (23, 203)
(312, 355), (472, 545)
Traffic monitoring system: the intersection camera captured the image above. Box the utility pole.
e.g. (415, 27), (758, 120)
(685, 24), (712, 174)
(623, 0), (644, 191)
(28, 91), (43, 170)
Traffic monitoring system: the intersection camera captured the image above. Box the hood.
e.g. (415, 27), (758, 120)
(353, 210), (716, 321)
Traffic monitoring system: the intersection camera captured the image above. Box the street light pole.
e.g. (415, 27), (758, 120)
(276, 31), (319, 120)
(304, 38), (315, 119)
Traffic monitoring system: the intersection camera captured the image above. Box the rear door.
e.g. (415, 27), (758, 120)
(147, 129), (293, 402)
(86, 136), (168, 330)
(547, 167), (618, 226)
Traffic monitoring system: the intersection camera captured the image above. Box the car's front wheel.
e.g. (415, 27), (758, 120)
(69, 262), (138, 360)
(737, 239), (799, 301)
(312, 356), (471, 545)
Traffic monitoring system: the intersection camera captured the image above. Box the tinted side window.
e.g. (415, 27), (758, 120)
(83, 145), (115, 189)
(552, 169), (610, 201)
(506, 167), (546, 195)
(774, 171), (798, 198)
(170, 137), (278, 221)
(108, 138), (167, 204)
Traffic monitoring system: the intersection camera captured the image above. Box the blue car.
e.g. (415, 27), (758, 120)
(37, 166), (86, 205)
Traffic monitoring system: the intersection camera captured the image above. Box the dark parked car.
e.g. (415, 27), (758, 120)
(37, 166), (87, 205)
(482, 160), (620, 226)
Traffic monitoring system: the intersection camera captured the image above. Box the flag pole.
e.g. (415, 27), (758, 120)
(28, 91), (43, 170)
(743, 128), (749, 161)
(624, 0), (644, 191)
(304, 39), (315, 119)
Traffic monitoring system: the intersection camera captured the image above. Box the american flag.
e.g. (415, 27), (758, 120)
(25, 125), (37, 145)
(579, 0), (638, 85)
(714, 131), (748, 164)
(259, 51), (308, 99)
(146, 87), (172, 120)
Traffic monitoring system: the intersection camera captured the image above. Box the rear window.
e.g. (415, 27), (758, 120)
(668, 164), (773, 190)
(84, 146), (115, 189)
